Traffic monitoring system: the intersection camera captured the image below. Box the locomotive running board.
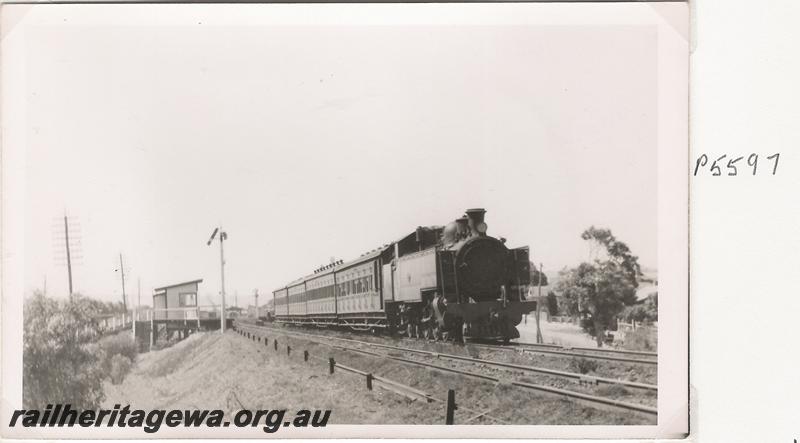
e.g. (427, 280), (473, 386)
(445, 300), (537, 320)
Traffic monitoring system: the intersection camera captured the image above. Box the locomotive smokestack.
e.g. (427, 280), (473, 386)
(465, 208), (488, 236)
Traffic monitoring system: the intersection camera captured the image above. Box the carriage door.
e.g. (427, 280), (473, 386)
(381, 263), (394, 303)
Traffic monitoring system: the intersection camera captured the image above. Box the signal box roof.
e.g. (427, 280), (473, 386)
(153, 279), (203, 292)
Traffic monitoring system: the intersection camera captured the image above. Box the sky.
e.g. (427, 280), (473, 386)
(22, 20), (658, 307)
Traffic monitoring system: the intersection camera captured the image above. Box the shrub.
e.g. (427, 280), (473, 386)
(98, 333), (138, 372)
(622, 327), (657, 352)
(23, 292), (106, 409)
(570, 357), (598, 374)
(109, 355), (133, 385)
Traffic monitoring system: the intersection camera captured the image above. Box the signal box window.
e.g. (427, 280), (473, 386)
(179, 292), (197, 307)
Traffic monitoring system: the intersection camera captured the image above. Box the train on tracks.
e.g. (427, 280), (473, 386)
(266, 208), (536, 342)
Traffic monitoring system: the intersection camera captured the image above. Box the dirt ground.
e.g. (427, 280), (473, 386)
(103, 331), (441, 424)
(103, 330), (655, 426)
(518, 318), (599, 348)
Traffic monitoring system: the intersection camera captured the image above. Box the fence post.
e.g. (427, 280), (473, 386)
(287, 345), (291, 356)
(304, 350), (309, 362)
(329, 357), (335, 374)
(366, 373), (373, 391)
(274, 340), (278, 351)
(265, 337), (269, 346)
(446, 389), (457, 425)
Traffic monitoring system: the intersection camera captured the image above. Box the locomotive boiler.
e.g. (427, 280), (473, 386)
(272, 208), (536, 343)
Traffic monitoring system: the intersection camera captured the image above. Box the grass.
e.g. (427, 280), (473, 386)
(570, 357), (599, 374)
(621, 327), (658, 352)
(595, 384), (629, 397)
(140, 332), (213, 378)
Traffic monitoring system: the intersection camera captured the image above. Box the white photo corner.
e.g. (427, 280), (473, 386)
(1, 1), (688, 440)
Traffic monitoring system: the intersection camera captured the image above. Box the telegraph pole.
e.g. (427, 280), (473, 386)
(220, 227), (226, 332)
(64, 215), (74, 297)
(207, 226), (227, 333)
(119, 254), (128, 311)
(253, 288), (259, 318)
(133, 277), (140, 341)
(535, 262), (544, 344)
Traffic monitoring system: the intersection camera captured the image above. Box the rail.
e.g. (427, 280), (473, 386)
(473, 342), (658, 365)
(251, 325), (657, 391)
(237, 323), (657, 418)
(514, 340), (658, 358)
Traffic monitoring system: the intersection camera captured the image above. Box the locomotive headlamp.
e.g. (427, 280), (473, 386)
(476, 222), (488, 234)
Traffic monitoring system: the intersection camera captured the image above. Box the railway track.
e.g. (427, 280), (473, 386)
(267, 318), (656, 365)
(470, 342), (657, 366)
(236, 322), (657, 417)
(514, 341), (657, 358)
(249, 324), (657, 391)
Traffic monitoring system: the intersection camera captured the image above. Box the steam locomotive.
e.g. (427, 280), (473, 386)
(270, 208), (536, 342)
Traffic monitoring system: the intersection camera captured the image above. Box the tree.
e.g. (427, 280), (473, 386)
(530, 262), (548, 286)
(556, 227), (642, 347)
(23, 292), (106, 409)
(622, 292), (658, 323)
(546, 291), (559, 316)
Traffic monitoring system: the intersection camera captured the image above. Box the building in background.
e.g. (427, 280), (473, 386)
(152, 279), (202, 320)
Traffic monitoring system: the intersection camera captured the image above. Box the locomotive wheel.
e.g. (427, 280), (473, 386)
(454, 323), (466, 344)
(422, 324), (432, 340)
(433, 325), (443, 341)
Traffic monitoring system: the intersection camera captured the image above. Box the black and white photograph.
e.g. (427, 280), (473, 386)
(1, 2), (689, 439)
